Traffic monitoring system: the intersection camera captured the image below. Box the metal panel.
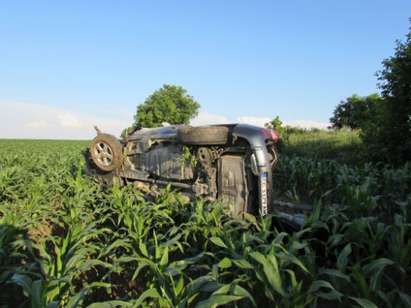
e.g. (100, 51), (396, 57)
(127, 144), (194, 181)
(218, 155), (248, 217)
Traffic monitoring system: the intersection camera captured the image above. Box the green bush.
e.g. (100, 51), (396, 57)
(360, 22), (411, 164)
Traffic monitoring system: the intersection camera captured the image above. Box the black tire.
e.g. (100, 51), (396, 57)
(88, 134), (123, 172)
(177, 126), (229, 145)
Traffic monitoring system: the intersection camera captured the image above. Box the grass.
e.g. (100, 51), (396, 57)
(281, 128), (363, 164)
(0, 139), (410, 307)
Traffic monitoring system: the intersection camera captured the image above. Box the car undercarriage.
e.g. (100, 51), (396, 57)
(86, 124), (279, 217)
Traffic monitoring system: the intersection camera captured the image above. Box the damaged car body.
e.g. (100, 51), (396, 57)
(85, 124), (279, 217)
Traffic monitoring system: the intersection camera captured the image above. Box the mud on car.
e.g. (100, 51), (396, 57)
(85, 124), (279, 217)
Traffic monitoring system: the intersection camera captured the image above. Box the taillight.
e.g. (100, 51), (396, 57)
(261, 128), (280, 142)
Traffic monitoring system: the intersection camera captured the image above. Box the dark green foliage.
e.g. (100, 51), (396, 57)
(265, 116), (287, 152)
(133, 84), (200, 128)
(330, 94), (382, 130)
(361, 22), (411, 164)
(328, 22), (411, 164)
(265, 116), (285, 135)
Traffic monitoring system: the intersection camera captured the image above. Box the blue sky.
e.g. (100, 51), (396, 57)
(1, 1), (410, 138)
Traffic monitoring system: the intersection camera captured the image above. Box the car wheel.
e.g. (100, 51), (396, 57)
(177, 126), (229, 145)
(89, 134), (123, 172)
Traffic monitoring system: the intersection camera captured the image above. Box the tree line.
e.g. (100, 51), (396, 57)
(126, 20), (410, 165)
(329, 21), (411, 164)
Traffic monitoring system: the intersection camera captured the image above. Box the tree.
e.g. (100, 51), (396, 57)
(330, 94), (381, 129)
(265, 116), (284, 134)
(362, 21), (411, 163)
(133, 84), (200, 128)
(265, 116), (287, 151)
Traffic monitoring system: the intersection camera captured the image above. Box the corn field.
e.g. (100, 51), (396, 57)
(0, 139), (410, 307)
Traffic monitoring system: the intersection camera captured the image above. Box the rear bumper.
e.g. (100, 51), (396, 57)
(232, 124), (273, 215)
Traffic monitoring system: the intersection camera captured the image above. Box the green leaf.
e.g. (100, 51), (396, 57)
(209, 237), (227, 248)
(218, 257), (232, 269)
(328, 234), (344, 248)
(243, 213), (257, 225)
(352, 263), (369, 298)
(46, 302), (59, 308)
(196, 295), (244, 308)
(175, 276), (184, 296)
(132, 263), (149, 281)
(285, 269), (299, 290)
(232, 259), (253, 269)
(233, 286), (256, 307)
(289, 254), (309, 273)
(363, 258), (394, 291)
(139, 241), (148, 257)
(66, 289), (87, 308)
(319, 268), (351, 282)
(363, 258), (394, 274)
(87, 301), (132, 308)
(10, 273), (33, 297)
(250, 251), (284, 296)
(337, 243), (352, 272)
(398, 291), (411, 307)
(212, 283), (256, 307)
(186, 276), (220, 294)
(133, 288), (161, 307)
(160, 246), (169, 266)
(32, 279), (45, 308)
(309, 280), (343, 301)
(349, 297), (378, 308)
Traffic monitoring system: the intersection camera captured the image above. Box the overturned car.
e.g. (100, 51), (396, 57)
(85, 124), (279, 217)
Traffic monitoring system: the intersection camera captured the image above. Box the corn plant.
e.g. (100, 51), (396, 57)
(0, 139), (410, 307)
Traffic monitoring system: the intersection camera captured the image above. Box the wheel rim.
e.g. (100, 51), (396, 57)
(93, 141), (114, 167)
